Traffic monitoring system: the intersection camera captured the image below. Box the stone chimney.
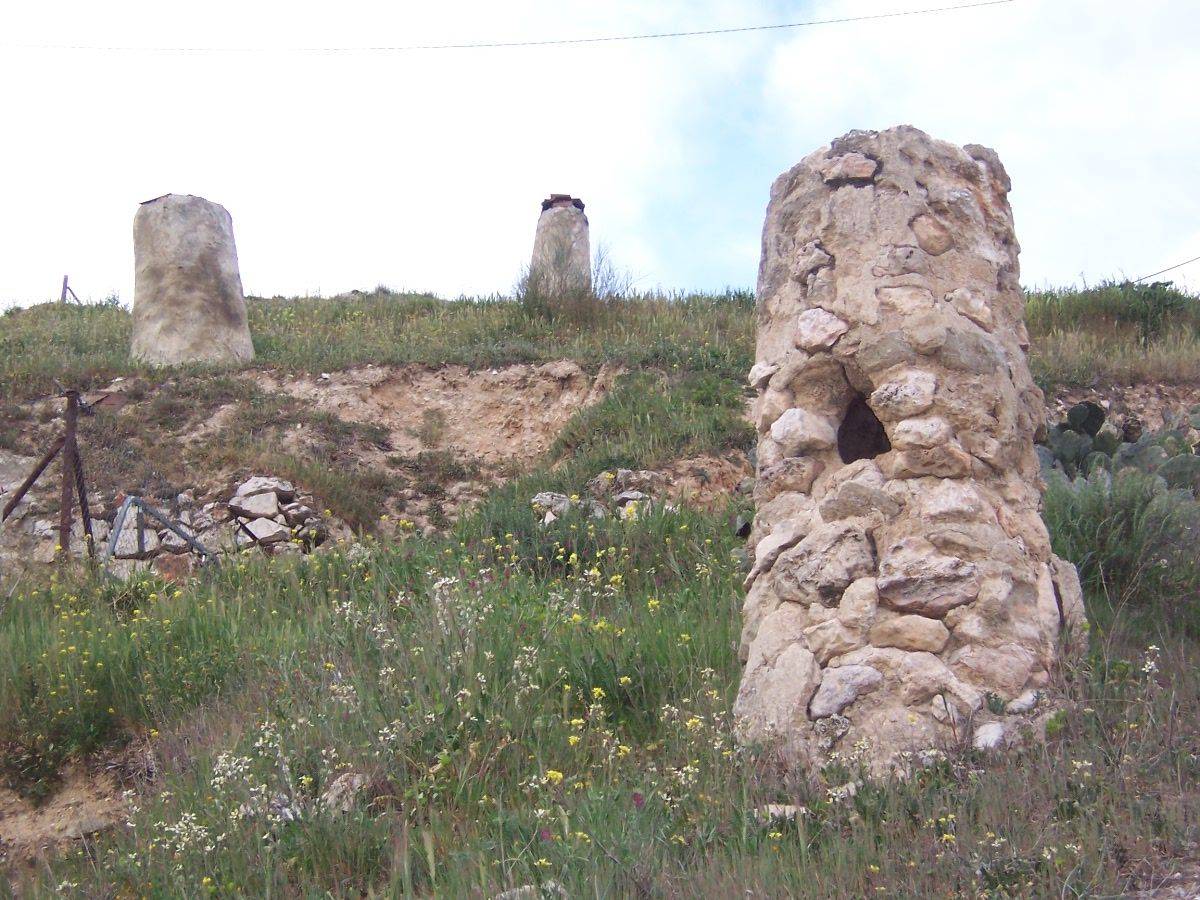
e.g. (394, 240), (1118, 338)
(529, 194), (591, 296)
(131, 193), (254, 366)
(735, 126), (1086, 773)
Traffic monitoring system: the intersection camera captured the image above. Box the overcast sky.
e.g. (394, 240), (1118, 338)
(1, 0), (1197, 307)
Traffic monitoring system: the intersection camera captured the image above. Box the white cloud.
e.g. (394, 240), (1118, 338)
(0, 0), (773, 305)
(761, 0), (1200, 291)
(1, 0), (1197, 307)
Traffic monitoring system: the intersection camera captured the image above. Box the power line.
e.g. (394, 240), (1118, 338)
(1134, 254), (1200, 283)
(2, 1), (1013, 54)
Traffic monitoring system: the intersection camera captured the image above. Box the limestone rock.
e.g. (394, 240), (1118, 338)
(795, 308), (849, 351)
(1050, 554), (1088, 635)
(870, 371), (937, 421)
(837, 578), (879, 631)
(493, 881), (568, 900)
(803, 618), (863, 665)
(531, 492), (572, 517)
(229, 491), (280, 520)
(319, 772), (367, 814)
(769, 408), (837, 454)
(816, 152), (878, 183)
(868, 615), (950, 652)
(734, 643), (822, 755)
(748, 361), (780, 389)
(949, 644), (1036, 697)
(235, 476), (295, 502)
(772, 523), (875, 607)
(0, 449), (34, 492)
(159, 529), (195, 554)
(945, 288), (994, 330)
(819, 480), (899, 523)
(922, 480), (987, 521)
(282, 503), (318, 527)
(882, 442), (974, 479)
(1005, 689), (1040, 715)
(744, 523), (804, 587)
(131, 194), (254, 366)
(877, 537), (979, 618)
(736, 125), (1083, 773)
(752, 804), (805, 824)
(112, 519), (161, 560)
(809, 665), (882, 719)
(237, 518), (290, 546)
(972, 721), (1008, 751)
(755, 457), (824, 504)
(891, 416), (952, 450)
(586, 468), (664, 499)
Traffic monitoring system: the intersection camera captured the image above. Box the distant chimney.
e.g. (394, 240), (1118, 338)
(529, 195), (591, 296)
(131, 193), (254, 366)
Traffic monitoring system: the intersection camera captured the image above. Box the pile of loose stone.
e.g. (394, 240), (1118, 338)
(735, 126), (1087, 774)
(117, 475), (331, 563)
(0, 470), (339, 577)
(531, 468), (673, 524)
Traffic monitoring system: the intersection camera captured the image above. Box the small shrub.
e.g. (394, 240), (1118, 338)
(1044, 467), (1200, 636)
(410, 409), (447, 448)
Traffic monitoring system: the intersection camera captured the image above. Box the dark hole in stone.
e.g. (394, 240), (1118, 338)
(838, 394), (891, 464)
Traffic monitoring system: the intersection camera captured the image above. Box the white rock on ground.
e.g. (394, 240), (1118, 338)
(319, 772), (367, 814)
(237, 518), (290, 546)
(972, 722), (1008, 751)
(229, 490), (280, 520)
(235, 476), (295, 501)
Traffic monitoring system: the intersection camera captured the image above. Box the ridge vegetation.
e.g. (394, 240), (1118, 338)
(2, 280), (1198, 408)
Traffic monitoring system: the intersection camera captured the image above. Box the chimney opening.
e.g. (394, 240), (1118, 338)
(837, 393), (891, 463)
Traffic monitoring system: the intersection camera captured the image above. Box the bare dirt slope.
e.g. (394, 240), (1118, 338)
(256, 360), (621, 465)
(0, 765), (125, 866)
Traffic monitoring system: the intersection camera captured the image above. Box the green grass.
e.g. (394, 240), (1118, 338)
(1026, 280), (1200, 389)
(0, 290), (755, 407)
(2, 280), (1199, 894)
(2, 366), (1198, 896)
(1044, 467), (1200, 639)
(2, 280), (1196, 410)
(3, 497), (1196, 896)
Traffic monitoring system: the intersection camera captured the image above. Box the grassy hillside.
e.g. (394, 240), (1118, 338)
(2, 280), (1198, 410)
(3, 437), (1197, 896)
(0, 290), (753, 409)
(1, 282), (1198, 895)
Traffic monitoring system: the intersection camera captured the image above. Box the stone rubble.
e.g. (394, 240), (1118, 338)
(531, 469), (678, 525)
(0, 473), (340, 580)
(735, 126), (1087, 774)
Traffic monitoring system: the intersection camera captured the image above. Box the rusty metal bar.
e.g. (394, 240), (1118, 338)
(136, 501), (213, 560)
(233, 517), (260, 547)
(57, 392), (80, 559)
(72, 438), (95, 560)
(1, 434), (65, 522)
(102, 496), (214, 569)
(106, 497), (134, 560)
